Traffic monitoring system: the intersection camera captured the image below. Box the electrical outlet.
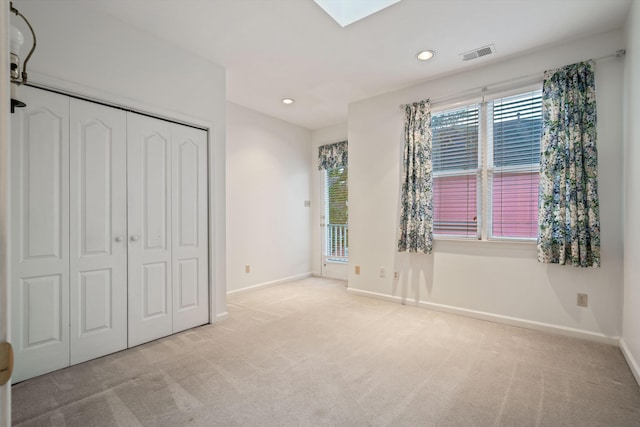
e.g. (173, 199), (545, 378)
(379, 268), (385, 278)
(245, 265), (250, 273)
(355, 265), (360, 275)
(577, 293), (588, 307)
(394, 272), (399, 279)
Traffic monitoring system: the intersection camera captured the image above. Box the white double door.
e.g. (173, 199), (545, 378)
(11, 87), (209, 382)
(127, 113), (209, 347)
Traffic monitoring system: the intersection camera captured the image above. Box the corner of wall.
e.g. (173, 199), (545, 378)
(226, 104), (312, 292)
(622, 0), (640, 385)
(620, 338), (640, 385)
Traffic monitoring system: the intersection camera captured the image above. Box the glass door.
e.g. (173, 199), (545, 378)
(321, 167), (348, 280)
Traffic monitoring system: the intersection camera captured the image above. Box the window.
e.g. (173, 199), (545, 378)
(431, 88), (542, 240)
(490, 91), (542, 238)
(324, 166), (348, 261)
(432, 104), (480, 237)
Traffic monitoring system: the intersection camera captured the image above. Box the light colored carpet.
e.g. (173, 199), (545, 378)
(11, 277), (640, 426)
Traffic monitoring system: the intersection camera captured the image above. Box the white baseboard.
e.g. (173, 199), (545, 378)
(620, 338), (640, 386)
(346, 287), (620, 346)
(227, 273), (312, 296)
(214, 312), (229, 322)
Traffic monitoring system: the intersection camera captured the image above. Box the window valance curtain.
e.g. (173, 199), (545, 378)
(318, 140), (348, 170)
(538, 60), (600, 267)
(398, 100), (433, 254)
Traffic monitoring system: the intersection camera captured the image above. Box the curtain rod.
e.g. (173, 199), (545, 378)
(400, 49), (626, 109)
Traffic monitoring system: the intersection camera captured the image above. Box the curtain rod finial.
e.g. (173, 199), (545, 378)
(616, 49), (626, 57)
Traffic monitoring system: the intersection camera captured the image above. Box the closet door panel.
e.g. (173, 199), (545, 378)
(11, 87), (70, 382)
(172, 124), (209, 333)
(127, 113), (173, 347)
(69, 99), (127, 364)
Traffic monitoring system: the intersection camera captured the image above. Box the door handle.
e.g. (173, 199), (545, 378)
(130, 235), (140, 242)
(114, 236), (123, 242)
(0, 342), (13, 386)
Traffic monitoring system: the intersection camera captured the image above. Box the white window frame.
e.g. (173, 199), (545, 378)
(322, 167), (349, 263)
(431, 84), (542, 242)
(431, 99), (482, 239)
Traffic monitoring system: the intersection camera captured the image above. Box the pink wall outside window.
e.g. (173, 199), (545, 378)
(492, 172), (539, 238)
(433, 175), (477, 236)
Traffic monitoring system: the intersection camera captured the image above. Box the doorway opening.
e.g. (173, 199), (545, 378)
(321, 166), (348, 279)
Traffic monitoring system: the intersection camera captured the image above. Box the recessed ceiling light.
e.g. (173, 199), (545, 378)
(416, 50), (435, 61)
(282, 98), (295, 105)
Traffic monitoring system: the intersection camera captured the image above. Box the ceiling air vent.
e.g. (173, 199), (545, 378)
(460, 44), (496, 61)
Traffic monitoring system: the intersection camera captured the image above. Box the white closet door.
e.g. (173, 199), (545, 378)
(11, 87), (70, 382)
(69, 99), (127, 364)
(171, 124), (209, 333)
(127, 113), (173, 347)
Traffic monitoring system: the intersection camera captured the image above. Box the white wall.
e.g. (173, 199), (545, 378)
(226, 103), (312, 293)
(347, 29), (625, 342)
(12, 0), (227, 319)
(311, 124), (348, 279)
(622, 0), (640, 381)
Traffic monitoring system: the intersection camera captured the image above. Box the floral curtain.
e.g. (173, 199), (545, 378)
(538, 60), (600, 267)
(318, 140), (348, 170)
(398, 100), (433, 253)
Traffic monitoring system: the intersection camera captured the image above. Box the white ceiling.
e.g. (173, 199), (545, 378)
(82, 0), (631, 130)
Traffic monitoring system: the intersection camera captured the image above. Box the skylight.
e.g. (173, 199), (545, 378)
(313, 0), (402, 27)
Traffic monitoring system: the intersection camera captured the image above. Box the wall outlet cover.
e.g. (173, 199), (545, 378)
(577, 293), (588, 307)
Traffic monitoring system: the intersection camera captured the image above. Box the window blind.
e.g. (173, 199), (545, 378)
(490, 90), (542, 239)
(431, 105), (480, 237)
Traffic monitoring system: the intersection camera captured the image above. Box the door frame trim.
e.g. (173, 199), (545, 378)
(1, 0), (12, 423)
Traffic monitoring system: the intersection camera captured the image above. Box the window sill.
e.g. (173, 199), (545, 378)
(325, 258), (348, 264)
(434, 236), (536, 245)
(432, 237), (537, 258)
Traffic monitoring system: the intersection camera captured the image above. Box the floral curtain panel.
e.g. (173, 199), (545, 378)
(538, 60), (600, 267)
(398, 100), (433, 253)
(318, 140), (348, 170)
